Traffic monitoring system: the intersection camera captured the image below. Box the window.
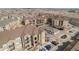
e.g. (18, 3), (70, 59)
(27, 45), (29, 47)
(33, 20), (35, 24)
(35, 41), (37, 44)
(34, 37), (37, 40)
(27, 41), (29, 43)
(45, 39), (49, 42)
(37, 19), (41, 24)
(25, 41), (29, 44)
(25, 37), (29, 41)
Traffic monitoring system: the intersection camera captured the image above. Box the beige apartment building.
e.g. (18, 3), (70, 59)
(0, 24), (46, 51)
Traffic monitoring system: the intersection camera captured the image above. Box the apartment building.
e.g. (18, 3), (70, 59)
(0, 24), (47, 51)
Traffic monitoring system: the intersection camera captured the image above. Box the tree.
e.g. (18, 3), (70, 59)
(21, 20), (25, 25)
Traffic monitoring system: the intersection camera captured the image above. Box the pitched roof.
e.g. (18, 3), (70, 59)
(0, 25), (39, 48)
